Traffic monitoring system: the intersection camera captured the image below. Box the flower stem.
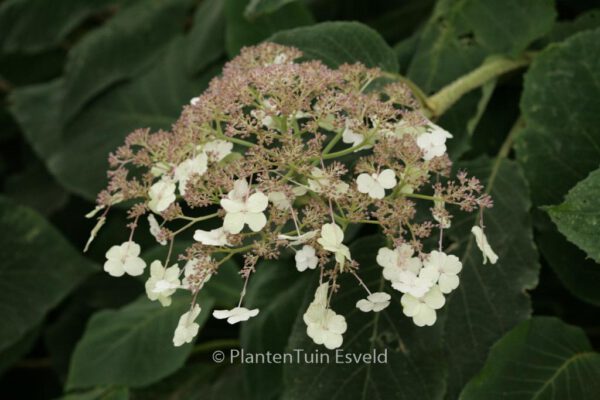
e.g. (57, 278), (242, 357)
(427, 54), (533, 117)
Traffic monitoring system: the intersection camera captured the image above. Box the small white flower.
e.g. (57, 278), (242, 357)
(148, 214), (166, 245)
(424, 250), (462, 293)
(145, 260), (180, 307)
(173, 304), (201, 347)
(213, 307), (259, 324)
(193, 227), (230, 246)
(401, 285), (445, 327)
(148, 178), (176, 213)
(104, 241), (146, 277)
(341, 121), (371, 151)
(277, 230), (317, 245)
(471, 226), (498, 265)
(295, 245), (319, 272)
(303, 283), (347, 350)
(202, 140), (233, 162)
(190, 97), (200, 106)
(416, 123), (453, 160)
(268, 191), (292, 210)
(356, 292), (391, 312)
(273, 53), (288, 64)
(181, 257), (212, 290)
(174, 153), (208, 195)
(356, 169), (397, 199)
(220, 179), (269, 233)
(391, 267), (438, 298)
(376, 245), (422, 281)
(150, 162), (171, 177)
(308, 167), (349, 195)
(317, 223), (351, 267)
(251, 99), (278, 128)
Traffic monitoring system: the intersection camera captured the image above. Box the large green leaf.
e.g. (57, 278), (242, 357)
(67, 292), (214, 389)
(185, 0), (226, 75)
(244, 0), (298, 18)
(11, 38), (220, 200)
(0, 196), (96, 352)
(0, 0), (116, 53)
(442, 158), (540, 399)
(460, 317), (600, 400)
(516, 29), (600, 207)
(281, 236), (447, 400)
(515, 29), (600, 304)
(546, 167), (600, 264)
(62, 387), (129, 400)
(271, 21), (399, 72)
(61, 0), (192, 122)
(535, 212), (600, 306)
(225, 0), (314, 57)
(407, 0), (555, 92)
(241, 257), (314, 400)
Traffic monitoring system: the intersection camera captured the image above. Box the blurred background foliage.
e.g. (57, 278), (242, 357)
(1, 0), (600, 399)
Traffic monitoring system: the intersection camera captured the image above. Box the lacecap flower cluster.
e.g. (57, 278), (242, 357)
(86, 43), (498, 349)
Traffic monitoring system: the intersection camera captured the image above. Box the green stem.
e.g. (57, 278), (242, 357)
(488, 116), (524, 191)
(427, 54), (532, 117)
(381, 71), (430, 110)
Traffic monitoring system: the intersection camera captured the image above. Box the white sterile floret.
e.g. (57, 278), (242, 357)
(471, 226), (498, 265)
(190, 97), (200, 106)
(416, 123), (453, 161)
(213, 307), (259, 324)
(193, 227), (230, 246)
(145, 260), (180, 307)
(308, 167), (349, 194)
(148, 214), (166, 245)
(376, 244), (422, 282)
(303, 282), (347, 349)
(173, 304), (201, 347)
(268, 191), (291, 210)
(220, 179), (269, 234)
(174, 153), (208, 195)
(104, 241), (146, 277)
(150, 162), (171, 177)
(278, 230), (317, 245)
(401, 285), (445, 327)
(181, 257), (212, 290)
(342, 121), (371, 151)
(356, 169), (397, 199)
(295, 245), (319, 272)
(202, 140), (233, 161)
(424, 250), (462, 294)
(148, 178), (176, 213)
(317, 223), (351, 267)
(391, 267), (438, 298)
(356, 292), (391, 312)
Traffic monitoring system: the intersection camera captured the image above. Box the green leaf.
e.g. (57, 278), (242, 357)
(459, 0), (555, 56)
(67, 292), (214, 389)
(11, 38), (220, 200)
(460, 317), (600, 400)
(540, 8), (600, 46)
(0, 196), (96, 352)
(62, 387), (129, 400)
(241, 257), (314, 400)
(0, 325), (39, 375)
(442, 158), (540, 399)
(546, 167), (600, 264)
(185, 0), (226, 75)
(244, 0), (298, 18)
(516, 29), (600, 207)
(515, 29), (600, 304)
(0, 0), (116, 53)
(407, 0), (556, 92)
(535, 212), (600, 306)
(61, 0), (192, 122)
(271, 21), (399, 72)
(281, 236), (447, 400)
(225, 0), (314, 57)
